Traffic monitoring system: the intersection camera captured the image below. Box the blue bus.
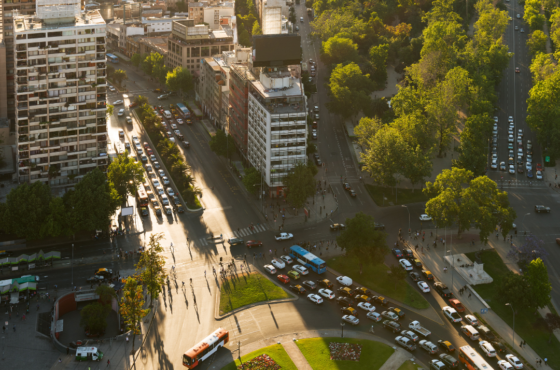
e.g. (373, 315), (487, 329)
(289, 245), (326, 274)
(176, 103), (190, 118)
(106, 53), (119, 63)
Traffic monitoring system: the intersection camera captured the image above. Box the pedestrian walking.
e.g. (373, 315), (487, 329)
(468, 293), (472, 299)
(421, 246), (424, 253)
(2, 326), (5, 333)
(544, 358), (547, 366)
(107, 359), (110, 367)
(13, 324), (15, 332)
(126, 336), (129, 344)
(204, 270), (206, 278)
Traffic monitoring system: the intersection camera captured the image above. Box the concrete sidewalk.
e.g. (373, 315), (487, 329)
(410, 228), (553, 369)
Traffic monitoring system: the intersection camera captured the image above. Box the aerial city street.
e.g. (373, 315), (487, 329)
(0, 0), (559, 368)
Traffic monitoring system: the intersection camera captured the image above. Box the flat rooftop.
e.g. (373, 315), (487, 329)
(251, 78), (303, 98)
(14, 10), (106, 32)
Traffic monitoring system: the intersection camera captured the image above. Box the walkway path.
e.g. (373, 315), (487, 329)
(281, 340), (313, 370)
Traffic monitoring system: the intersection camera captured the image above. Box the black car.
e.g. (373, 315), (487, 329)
(349, 190), (356, 197)
(354, 294), (371, 303)
(172, 195), (181, 206)
(391, 248), (403, 258)
(491, 341), (506, 353)
(341, 307), (359, 317)
(302, 280), (316, 290)
(383, 319), (401, 333)
(86, 276), (105, 283)
(290, 285), (306, 295)
(336, 296), (353, 307)
(402, 249), (414, 258)
(351, 287), (373, 297)
(374, 222), (385, 231)
(330, 223), (345, 231)
(317, 279), (333, 289)
(408, 258), (423, 269)
(409, 272), (421, 282)
(433, 282), (453, 298)
(535, 205), (551, 213)
(338, 287), (353, 297)
(373, 295), (388, 306)
(477, 325), (496, 340)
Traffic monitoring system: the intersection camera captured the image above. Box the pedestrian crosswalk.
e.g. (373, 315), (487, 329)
(197, 224), (269, 246)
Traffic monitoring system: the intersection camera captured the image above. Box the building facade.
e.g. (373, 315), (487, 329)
(247, 65), (307, 195)
(14, 4), (109, 185)
(228, 62), (253, 159)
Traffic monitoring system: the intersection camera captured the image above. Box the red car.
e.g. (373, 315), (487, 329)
(143, 142), (150, 149)
(449, 298), (465, 312)
(277, 274), (290, 284)
(515, 67), (520, 73)
(129, 102), (138, 108)
(246, 240), (263, 248)
(146, 148), (154, 156)
(536, 163), (543, 172)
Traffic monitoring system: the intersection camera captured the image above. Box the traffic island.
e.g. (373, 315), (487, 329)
(220, 344), (297, 370)
(295, 337), (394, 370)
(328, 255), (430, 309)
(218, 271), (291, 315)
(397, 360), (423, 370)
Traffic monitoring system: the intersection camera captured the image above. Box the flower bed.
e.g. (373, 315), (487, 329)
(237, 354), (281, 369)
(328, 342), (362, 361)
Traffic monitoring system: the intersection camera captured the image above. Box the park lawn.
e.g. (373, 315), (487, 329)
(397, 360), (422, 370)
(328, 255), (430, 309)
(220, 343), (297, 370)
(466, 251), (560, 366)
(219, 272), (290, 315)
(296, 337), (394, 370)
(365, 184), (430, 207)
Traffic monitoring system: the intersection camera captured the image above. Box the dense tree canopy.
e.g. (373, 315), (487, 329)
(327, 62), (373, 120)
(107, 152), (145, 201)
(283, 163), (316, 209)
(336, 212), (387, 263)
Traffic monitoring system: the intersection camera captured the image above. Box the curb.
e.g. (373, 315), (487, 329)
(131, 110), (203, 213)
(213, 267), (298, 320)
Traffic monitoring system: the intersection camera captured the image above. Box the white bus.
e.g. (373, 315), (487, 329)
(458, 345), (493, 370)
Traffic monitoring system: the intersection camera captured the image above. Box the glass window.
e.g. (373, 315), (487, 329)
(201, 46), (209, 57)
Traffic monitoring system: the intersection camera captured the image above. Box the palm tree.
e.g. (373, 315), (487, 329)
(171, 161), (188, 178)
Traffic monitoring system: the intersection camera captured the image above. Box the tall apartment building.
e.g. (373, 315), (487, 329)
(14, 1), (108, 185)
(246, 34), (306, 196)
(229, 62), (254, 158)
(0, 0), (37, 123)
(166, 19), (234, 75)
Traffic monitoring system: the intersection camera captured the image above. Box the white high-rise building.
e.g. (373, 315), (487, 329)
(14, 0), (109, 185)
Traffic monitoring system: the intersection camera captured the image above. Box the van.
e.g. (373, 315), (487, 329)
(75, 347), (104, 362)
(163, 110), (172, 119)
(477, 325), (496, 340)
(461, 325), (479, 340)
(300, 17), (304, 22)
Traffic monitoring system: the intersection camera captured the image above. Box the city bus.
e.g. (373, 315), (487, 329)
(136, 184), (149, 207)
(289, 245), (327, 274)
(114, 141), (126, 156)
(176, 103), (191, 118)
(458, 345), (493, 370)
(182, 328), (229, 368)
(106, 53), (119, 63)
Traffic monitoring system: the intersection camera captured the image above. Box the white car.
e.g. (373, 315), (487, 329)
(536, 170), (543, 180)
(153, 161), (160, 169)
(508, 116), (513, 123)
(382, 310), (399, 321)
(263, 264), (276, 274)
(491, 160), (498, 170)
(443, 306), (462, 323)
(417, 281), (430, 293)
(464, 314), (478, 326)
(307, 294), (323, 305)
(526, 154), (533, 163)
(113, 100), (124, 105)
(166, 187), (175, 197)
(518, 129), (523, 137)
(506, 354), (523, 369)
(479, 341), (496, 357)
(516, 13), (520, 18)
(118, 108), (125, 116)
(162, 176), (170, 186)
(357, 302), (376, 312)
(400, 330), (419, 342)
(161, 194), (169, 205)
(109, 86), (116, 92)
(164, 205), (173, 215)
(280, 255), (293, 264)
(342, 315), (359, 325)
(171, 124), (178, 130)
(509, 165), (515, 174)
(177, 119), (184, 124)
(274, 233), (293, 241)
(498, 360), (514, 370)
(118, 129), (124, 138)
(293, 265), (309, 275)
(526, 163), (532, 171)
(419, 214), (432, 221)
(494, 116), (498, 123)
(158, 169), (165, 178)
(336, 276), (352, 286)
(271, 258), (285, 269)
(156, 185), (164, 195)
(318, 288), (335, 300)
(508, 135), (514, 142)
(399, 259), (413, 271)
(518, 148), (523, 157)
(367, 311), (382, 322)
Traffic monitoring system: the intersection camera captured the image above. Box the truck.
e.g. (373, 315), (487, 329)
(307, 8), (313, 17)
(409, 320), (431, 337)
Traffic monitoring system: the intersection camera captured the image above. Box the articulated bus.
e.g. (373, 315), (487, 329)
(136, 184), (149, 207)
(289, 245), (327, 274)
(459, 345), (493, 370)
(182, 328), (229, 368)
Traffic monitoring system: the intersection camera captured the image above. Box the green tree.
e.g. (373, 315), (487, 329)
(524, 0), (546, 31)
(166, 67), (194, 94)
(120, 276), (150, 352)
(3, 182), (51, 240)
(369, 43), (389, 85)
(525, 258), (552, 310)
(389, 264), (407, 289)
(454, 114), (494, 175)
(136, 233), (167, 308)
(327, 62), (374, 122)
(95, 285), (117, 306)
(307, 142), (317, 155)
(134, 95), (149, 107)
(252, 21), (262, 36)
(107, 152), (145, 200)
(322, 35), (359, 65)
(238, 27), (252, 47)
(283, 162), (316, 209)
(527, 30), (548, 55)
(209, 129), (236, 158)
(70, 168), (120, 233)
(113, 69), (128, 86)
(529, 52), (557, 83)
(424, 168), (516, 241)
(131, 53), (142, 68)
(41, 197), (70, 238)
(499, 271), (531, 313)
(336, 212), (387, 263)
(242, 167), (262, 195)
(107, 104), (114, 116)
(542, 313), (560, 343)
(80, 302), (109, 336)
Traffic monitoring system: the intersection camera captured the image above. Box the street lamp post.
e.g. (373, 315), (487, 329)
(505, 303), (515, 347)
(401, 205), (410, 239)
(340, 322), (345, 338)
